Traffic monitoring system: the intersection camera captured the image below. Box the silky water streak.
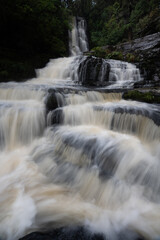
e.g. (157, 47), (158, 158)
(0, 17), (159, 240)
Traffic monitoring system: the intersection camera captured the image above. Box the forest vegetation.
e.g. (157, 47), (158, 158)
(0, 0), (159, 81)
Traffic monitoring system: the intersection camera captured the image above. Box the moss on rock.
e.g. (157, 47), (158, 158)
(123, 90), (160, 103)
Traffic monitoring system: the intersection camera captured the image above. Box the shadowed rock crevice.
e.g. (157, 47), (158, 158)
(78, 56), (110, 86)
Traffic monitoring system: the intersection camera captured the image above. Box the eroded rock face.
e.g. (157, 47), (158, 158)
(116, 32), (160, 82)
(78, 56), (110, 86)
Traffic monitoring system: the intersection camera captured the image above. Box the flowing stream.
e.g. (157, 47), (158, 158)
(0, 18), (160, 240)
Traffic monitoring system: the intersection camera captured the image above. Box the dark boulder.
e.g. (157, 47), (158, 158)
(45, 91), (65, 112)
(47, 108), (64, 125)
(78, 56), (110, 86)
(19, 227), (105, 240)
(19, 226), (145, 240)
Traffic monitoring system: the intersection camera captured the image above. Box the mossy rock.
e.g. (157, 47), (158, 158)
(123, 90), (160, 103)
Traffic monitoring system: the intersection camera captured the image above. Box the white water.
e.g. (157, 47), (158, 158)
(1, 80), (160, 240)
(29, 56), (141, 88)
(27, 17), (141, 88)
(0, 17), (159, 240)
(107, 59), (141, 88)
(69, 17), (89, 56)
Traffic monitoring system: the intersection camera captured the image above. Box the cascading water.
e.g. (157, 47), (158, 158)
(0, 16), (159, 240)
(107, 59), (141, 88)
(30, 17), (141, 88)
(69, 17), (89, 56)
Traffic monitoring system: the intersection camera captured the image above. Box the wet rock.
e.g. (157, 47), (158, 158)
(47, 108), (64, 125)
(78, 56), (110, 86)
(45, 92), (59, 112)
(133, 80), (160, 88)
(19, 226), (145, 240)
(117, 32), (160, 53)
(19, 232), (53, 240)
(116, 32), (160, 83)
(45, 91), (65, 112)
(19, 227), (105, 240)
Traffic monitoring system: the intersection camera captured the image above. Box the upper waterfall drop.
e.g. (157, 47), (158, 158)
(0, 13), (160, 240)
(28, 15), (143, 89)
(69, 17), (89, 56)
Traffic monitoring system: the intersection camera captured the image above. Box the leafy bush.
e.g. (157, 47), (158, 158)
(125, 53), (137, 62)
(88, 0), (160, 48)
(0, 0), (70, 81)
(107, 51), (123, 60)
(123, 90), (160, 103)
(91, 47), (107, 58)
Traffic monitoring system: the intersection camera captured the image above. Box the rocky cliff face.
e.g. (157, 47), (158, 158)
(116, 32), (160, 84)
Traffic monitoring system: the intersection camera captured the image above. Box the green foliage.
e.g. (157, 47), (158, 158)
(125, 53), (137, 62)
(90, 47), (124, 61)
(107, 51), (123, 60)
(90, 46), (139, 63)
(91, 47), (107, 58)
(0, 51), (52, 81)
(0, 0), (70, 55)
(123, 90), (160, 103)
(62, 0), (93, 18)
(134, 8), (160, 36)
(87, 0), (160, 47)
(0, 0), (70, 81)
(130, 0), (149, 24)
(89, 1), (128, 46)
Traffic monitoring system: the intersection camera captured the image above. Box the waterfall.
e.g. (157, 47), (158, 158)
(107, 59), (142, 88)
(0, 15), (159, 240)
(1, 80), (160, 240)
(69, 17), (89, 56)
(33, 56), (141, 88)
(67, 16), (141, 87)
(31, 17), (141, 88)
